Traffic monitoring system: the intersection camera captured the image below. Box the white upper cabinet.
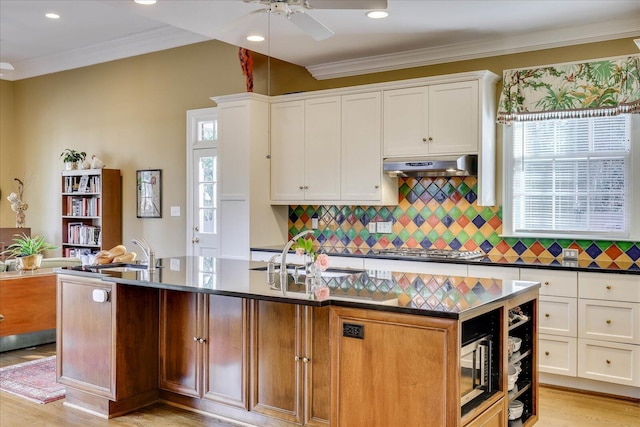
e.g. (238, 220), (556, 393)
(270, 100), (305, 201)
(304, 96), (341, 200)
(383, 80), (479, 157)
(382, 86), (429, 157)
(341, 92), (393, 202)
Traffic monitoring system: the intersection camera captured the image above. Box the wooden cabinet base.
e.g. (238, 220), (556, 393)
(64, 388), (158, 419)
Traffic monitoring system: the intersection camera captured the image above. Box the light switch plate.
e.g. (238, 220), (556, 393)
(311, 218), (319, 229)
(170, 258), (181, 271)
(170, 206), (180, 217)
(562, 248), (578, 260)
(377, 221), (392, 233)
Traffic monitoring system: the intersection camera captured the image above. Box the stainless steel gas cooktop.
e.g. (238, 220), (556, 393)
(372, 248), (485, 260)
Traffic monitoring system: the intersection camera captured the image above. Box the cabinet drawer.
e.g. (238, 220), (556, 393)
(363, 258), (467, 276)
(578, 338), (640, 387)
(520, 269), (577, 298)
(578, 272), (640, 303)
(539, 296), (577, 336)
(578, 300), (639, 344)
(467, 265), (519, 281)
(539, 335), (577, 377)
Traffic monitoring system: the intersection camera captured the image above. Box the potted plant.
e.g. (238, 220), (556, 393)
(60, 149), (87, 170)
(2, 233), (58, 270)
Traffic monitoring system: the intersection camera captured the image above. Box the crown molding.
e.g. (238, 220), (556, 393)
(306, 19), (640, 80)
(6, 27), (209, 81)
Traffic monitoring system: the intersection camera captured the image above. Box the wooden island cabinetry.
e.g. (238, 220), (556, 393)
(56, 274), (158, 417)
(158, 291), (249, 411)
(55, 260), (539, 426)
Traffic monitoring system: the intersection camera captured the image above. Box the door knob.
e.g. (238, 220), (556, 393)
(192, 237), (200, 243)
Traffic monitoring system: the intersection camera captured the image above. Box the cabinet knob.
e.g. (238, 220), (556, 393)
(192, 237), (200, 243)
(545, 313), (550, 318)
(545, 351), (550, 356)
(544, 281), (550, 286)
(606, 319), (612, 324)
(428, 137), (433, 141)
(304, 186), (309, 189)
(605, 285), (612, 290)
(606, 359), (611, 365)
(375, 185), (379, 189)
(198, 338), (206, 344)
(299, 186), (304, 190)
(422, 137), (427, 142)
(193, 336), (198, 342)
(302, 357), (310, 363)
(295, 356), (300, 362)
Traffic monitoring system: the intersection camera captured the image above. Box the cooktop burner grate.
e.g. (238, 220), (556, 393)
(372, 248), (484, 259)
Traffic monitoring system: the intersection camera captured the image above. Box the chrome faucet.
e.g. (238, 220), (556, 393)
(131, 237), (156, 271)
(279, 229), (314, 288)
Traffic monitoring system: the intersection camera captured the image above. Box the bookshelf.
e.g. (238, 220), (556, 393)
(61, 169), (121, 257)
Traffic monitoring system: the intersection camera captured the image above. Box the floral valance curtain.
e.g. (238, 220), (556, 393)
(497, 55), (640, 125)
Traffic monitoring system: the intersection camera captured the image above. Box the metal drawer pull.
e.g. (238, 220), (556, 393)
(544, 281), (550, 286)
(545, 313), (550, 318)
(295, 356), (300, 362)
(302, 357), (310, 363)
(606, 319), (612, 324)
(606, 285), (612, 290)
(194, 336), (198, 342)
(606, 359), (611, 365)
(545, 351), (550, 356)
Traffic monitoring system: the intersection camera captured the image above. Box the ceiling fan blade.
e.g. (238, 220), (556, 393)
(308, 0), (387, 9)
(289, 11), (335, 40)
(0, 62), (15, 71)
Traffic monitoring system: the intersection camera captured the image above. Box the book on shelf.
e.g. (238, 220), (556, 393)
(63, 175), (100, 194)
(67, 223), (101, 246)
(77, 175), (89, 193)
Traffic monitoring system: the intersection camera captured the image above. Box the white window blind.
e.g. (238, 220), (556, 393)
(511, 115), (630, 237)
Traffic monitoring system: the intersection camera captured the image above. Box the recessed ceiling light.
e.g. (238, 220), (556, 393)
(45, 12), (60, 19)
(366, 10), (388, 19)
(246, 35), (265, 42)
(134, 0), (157, 5)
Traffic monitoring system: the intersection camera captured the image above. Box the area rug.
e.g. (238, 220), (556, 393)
(0, 356), (65, 404)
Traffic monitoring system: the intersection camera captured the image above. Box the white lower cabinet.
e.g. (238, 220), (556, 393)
(578, 299), (639, 344)
(539, 334), (577, 376)
(578, 338), (640, 387)
(467, 265), (519, 281)
(539, 296), (577, 336)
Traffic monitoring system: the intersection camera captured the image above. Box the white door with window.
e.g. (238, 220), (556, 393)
(187, 108), (219, 257)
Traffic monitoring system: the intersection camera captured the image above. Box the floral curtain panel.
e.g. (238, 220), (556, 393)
(497, 55), (640, 124)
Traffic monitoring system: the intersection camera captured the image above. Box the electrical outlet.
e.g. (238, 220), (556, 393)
(170, 206), (180, 217)
(376, 270), (392, 280)
(377, 221), (393, 233)
(562, 248), (579, 260)
(368, 222), (377, 233)
(311, 217), (319, 229)
(170, 258), (181, 271)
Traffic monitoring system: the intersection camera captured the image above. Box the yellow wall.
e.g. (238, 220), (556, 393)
(1, 37), (638, 256)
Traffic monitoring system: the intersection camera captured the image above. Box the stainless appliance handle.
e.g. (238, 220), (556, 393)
(480, 339), (492, 393)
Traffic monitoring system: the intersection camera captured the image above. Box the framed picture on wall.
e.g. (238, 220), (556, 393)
(136, 169), (162, 218)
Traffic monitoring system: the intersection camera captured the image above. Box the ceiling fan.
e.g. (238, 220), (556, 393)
(241, 0), (388, 41)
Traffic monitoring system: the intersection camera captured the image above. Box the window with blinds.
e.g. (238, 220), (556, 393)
(509, 115), (630, 237)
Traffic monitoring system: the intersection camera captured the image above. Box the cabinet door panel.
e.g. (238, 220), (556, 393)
(304, 96), (341, 200)
(306, 307), (330, 425)
(58, 279), (113, 397)
(539, 335), (577, 376)
(271, 101), (305, 201)
(428, 81), (478, 154)
(578, 338), (640, 386)
(341, 92), (382, 201)
(383, 87), (429, 157)
(250, 300), (303, 423)
(539, 296), (577, 336)
(204, 295), (248, 408)
(578, 299), (639, 344)
(159, 290), (200, 397)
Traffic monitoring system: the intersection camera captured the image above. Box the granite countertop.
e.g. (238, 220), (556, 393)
(56, 256), (540, 320)
(251, 245), (640, 275)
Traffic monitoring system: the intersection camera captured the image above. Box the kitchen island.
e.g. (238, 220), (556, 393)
(56, 256), (540, 426)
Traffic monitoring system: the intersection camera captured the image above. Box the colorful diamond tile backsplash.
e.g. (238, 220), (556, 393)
(288, 176), (640, 264)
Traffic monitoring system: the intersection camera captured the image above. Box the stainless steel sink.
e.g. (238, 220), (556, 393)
(70, 262), (161, 273)
(250, 265), (362, 278)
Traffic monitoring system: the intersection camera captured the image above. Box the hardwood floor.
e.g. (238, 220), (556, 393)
(1, 343), (638, 426)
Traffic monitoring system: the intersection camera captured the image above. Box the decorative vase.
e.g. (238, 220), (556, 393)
(65, 161), (78, 170)
(17, 254), (43, 271)
(304, 259), (322, 298)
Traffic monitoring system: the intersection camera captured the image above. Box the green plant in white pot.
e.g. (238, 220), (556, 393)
(60, 148), (87, 170)
(2, 233), (58, 270)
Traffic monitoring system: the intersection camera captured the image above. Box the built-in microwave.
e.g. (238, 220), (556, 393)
(460, 334), (493, 407)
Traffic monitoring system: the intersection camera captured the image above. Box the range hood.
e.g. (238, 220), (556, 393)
(384, 155), (477, 178)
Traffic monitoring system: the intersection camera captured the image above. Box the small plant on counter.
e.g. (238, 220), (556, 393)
(292, 235), (329, 271)
(2, 233), (57, 258)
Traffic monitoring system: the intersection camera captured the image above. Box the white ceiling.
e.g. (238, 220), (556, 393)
(1, 0), (639, 81)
